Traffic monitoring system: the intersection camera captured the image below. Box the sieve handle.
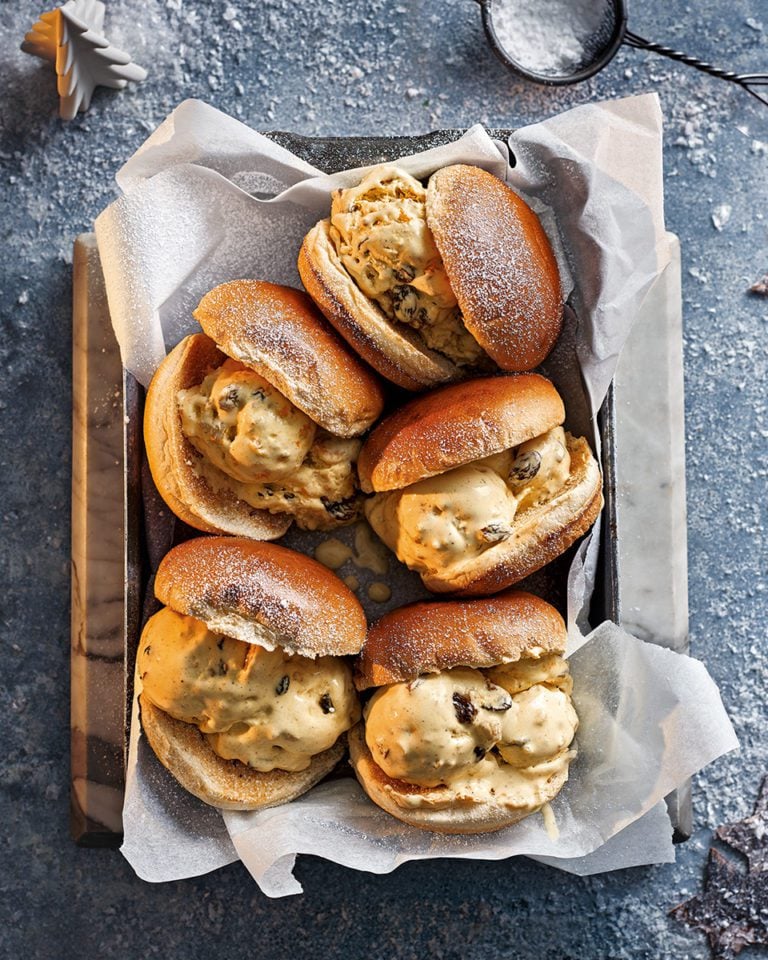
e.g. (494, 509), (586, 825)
(624, 30), (768, 106)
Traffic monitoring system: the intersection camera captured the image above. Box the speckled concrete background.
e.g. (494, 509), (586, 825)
(1, 0), (766, 957)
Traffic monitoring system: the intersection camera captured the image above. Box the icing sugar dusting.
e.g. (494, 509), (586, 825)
(428, 166), (561, 369)
(490, 0), (615, 77)
(158, 538), (366, 658)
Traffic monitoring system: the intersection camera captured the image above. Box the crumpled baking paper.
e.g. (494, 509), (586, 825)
(96, 95), (738, 896)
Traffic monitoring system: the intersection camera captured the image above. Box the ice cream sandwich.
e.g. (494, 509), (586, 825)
(299, 164), (562, 390)
(359, 374), (602, 594)
(137, 537), (366, 810)
(144, 280), (385, 538)
(349, 592), (578, 833)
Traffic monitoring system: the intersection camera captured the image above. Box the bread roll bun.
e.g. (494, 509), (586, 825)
(354, 591), (566, 690)
(358, 374), (564, 493)
(426, 165), (562, 371)
(298, 164), (562, 389)
(140, 696), (347, 811)
(155, 536), (367, 658)
(299, 221), (458, 391)
(144, 333), (291, 540)
(194, 280), (385, 436)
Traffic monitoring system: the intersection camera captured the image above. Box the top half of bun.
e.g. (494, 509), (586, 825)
(193, 280), (385, 436)
(155, 537), (367, 658)
(354, 591), (566, 690)
(426, 165), (562, 372)
(357, 374), (565, 493)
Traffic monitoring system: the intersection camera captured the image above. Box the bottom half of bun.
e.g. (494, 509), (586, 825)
(139, 695), (346, 811)
(348, 723), (567, 835)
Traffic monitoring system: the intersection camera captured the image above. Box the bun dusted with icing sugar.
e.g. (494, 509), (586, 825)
(138, 537), (366, 811)
(349, 592), (577, 834)
(360, 374), (602, 595)
(154, 536), (367, 658)
(354, 591), (566, 690)
(427, 165), (562, 372)
(357, 373), (565, 493)
(193, 280), (385, 437)
(145, 281), (386, 538)
(298, 163), (562, 390)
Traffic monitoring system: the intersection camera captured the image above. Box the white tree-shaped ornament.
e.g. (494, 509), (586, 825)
(21, 0), (146, 120)
(22, 0), (105, 60)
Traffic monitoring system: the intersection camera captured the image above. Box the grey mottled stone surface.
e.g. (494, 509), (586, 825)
(1, 0), (766, 957)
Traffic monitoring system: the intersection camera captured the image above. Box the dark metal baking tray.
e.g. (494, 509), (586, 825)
(71, 129), (683, 851)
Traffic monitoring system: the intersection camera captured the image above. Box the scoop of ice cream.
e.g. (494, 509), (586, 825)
(330, 167), (484, 365)
(486, 653), (573, 697)
(178, 359), (317, 483)
(498, 685), (578, 767)
(364, 668), (514, 786)
(508, 426), (571, 511)
(366, 464), (518, 576)
(196, 432), (362, 531)
(138, 607), (359, 772)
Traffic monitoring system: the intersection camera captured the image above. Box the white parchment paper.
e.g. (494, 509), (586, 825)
(96, 95), (738, 895)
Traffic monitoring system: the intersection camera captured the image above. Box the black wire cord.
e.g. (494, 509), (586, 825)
(624, 30), (768, 107)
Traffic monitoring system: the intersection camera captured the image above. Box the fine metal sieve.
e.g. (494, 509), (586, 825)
(476, 0), (768, 107)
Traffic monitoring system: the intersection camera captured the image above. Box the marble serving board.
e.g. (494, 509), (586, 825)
(70, 130), (688, 848)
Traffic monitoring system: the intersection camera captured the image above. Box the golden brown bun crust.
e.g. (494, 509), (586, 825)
(354, 591), (565, 690)
(348, 724), (562, 834)
(298, 221), (459, 391)
(140, 696), (345, 810)
(423, 435), (603, 596)
(155, 536), (367, 658)
(193, 280), (385, 436)
(426, 165), (562, 371)
(144, 334), (291, 540)
(357, 374), (565, 493)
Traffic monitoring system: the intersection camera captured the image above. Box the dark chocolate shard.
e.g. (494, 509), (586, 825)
(670, 774), (768, 959)
(716, 775), (768, 874)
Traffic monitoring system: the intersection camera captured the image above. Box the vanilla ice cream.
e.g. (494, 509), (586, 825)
(197, 431), (363, 530)
(329, 167), (484, 366)
(364, 668), (513, 786)
(179, 359), (316, 483)
(486, 653), (573, 696)
(366, 431), (575, 575)
(498, 685), (579, 767)
(138, 607), (360, 772)
(363, 656), (578, 814)
(179, 359), (362, 529)
(365, 463), (518, 576)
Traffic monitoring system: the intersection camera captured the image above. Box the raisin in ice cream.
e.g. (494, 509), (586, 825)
(507, 426), (571, 511)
